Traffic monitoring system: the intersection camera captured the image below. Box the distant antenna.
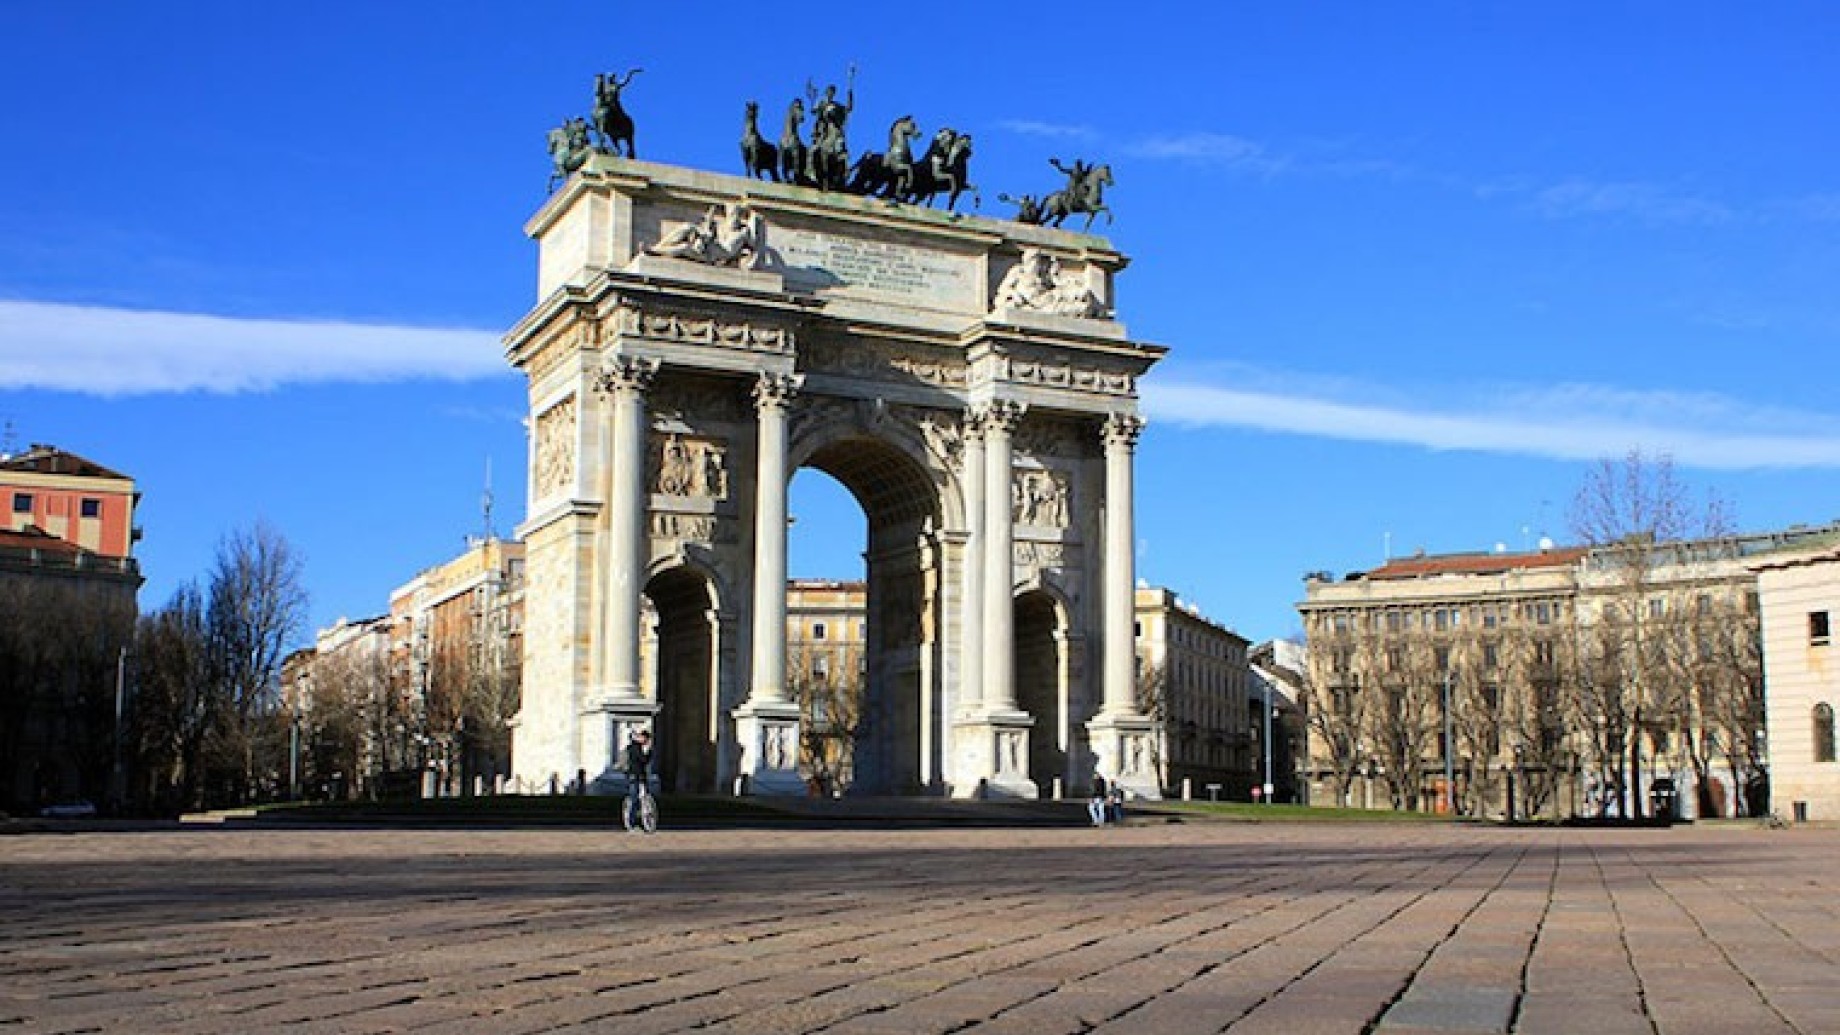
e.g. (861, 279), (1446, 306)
(481, 456), (495, 541)
(0, 417), (16, 459)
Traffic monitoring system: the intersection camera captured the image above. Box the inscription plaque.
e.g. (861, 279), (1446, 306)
(771, 226), (976, 310)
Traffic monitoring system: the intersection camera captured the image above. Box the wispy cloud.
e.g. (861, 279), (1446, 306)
(996, 119), (1100, 142)
(1144, 369), (1840, 470)
(0, 300), (508, 395)
(1530, 179), (1733, 226)
(1125, 132), (1289, 175)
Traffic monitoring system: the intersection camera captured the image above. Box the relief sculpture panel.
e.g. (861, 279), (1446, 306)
(1012, 468), (1070, 527)
(650, 433), (729, 499)
(534, 396), (577, 500)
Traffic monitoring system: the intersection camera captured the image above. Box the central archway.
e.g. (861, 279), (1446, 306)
(793, 425), (945, 795)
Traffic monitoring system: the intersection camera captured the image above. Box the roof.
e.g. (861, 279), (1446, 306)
(1362, 546), (1588, 581)
(0, 525), (82, 556)
(0, 444), (130, 481)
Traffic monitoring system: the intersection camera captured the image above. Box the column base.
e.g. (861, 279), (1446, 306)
(733, 699), (805, 796)
(1087, 713), (1163, 801)
(952, 710), (1038, 799)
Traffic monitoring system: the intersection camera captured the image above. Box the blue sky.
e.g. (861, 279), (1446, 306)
(3, 3), (1838, 646)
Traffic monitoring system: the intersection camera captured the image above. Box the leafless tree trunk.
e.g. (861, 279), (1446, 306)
(1302, 626), (1364, 806)
(1570, 450), (1728, 818)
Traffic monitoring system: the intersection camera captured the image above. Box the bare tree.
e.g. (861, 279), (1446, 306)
(1570, 450), (1729, 817)
(1497, 617), (1572, 819)
(125, 522), (308, 811)
(1369, 635), (1444, 811)
(789, 640), (864, 796)
(1301, 620), (1365, 806)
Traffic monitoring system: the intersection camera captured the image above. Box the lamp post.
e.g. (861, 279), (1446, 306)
(1261, 676), (1274, 805)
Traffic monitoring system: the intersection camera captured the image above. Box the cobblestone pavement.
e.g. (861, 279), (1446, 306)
(4, 822), (1839, 1034)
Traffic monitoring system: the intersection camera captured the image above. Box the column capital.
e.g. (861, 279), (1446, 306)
(752, 372), (805, 413)
(981, 399), (1028, 437)
(1102, 412), (1146, 451)
(596, 354), (660, 397)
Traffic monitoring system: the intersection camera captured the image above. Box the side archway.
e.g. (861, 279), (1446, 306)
(643, 563), (721, 793)
(1014, 586), (1071, 794)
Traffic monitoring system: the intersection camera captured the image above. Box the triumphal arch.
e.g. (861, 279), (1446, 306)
(507, 155), (1165, 800)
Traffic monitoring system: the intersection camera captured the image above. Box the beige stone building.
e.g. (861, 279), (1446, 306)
(1753, 548), (1840, 821)
(391, 537), (525, 794)
(785, 579), (867, 794)
(1299, 523), (1840, 819)
(1134, 587), (1251, 798)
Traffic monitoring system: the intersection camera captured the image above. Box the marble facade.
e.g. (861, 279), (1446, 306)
(506, 155), (1165, 799)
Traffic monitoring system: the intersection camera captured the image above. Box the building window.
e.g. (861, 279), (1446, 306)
(80, 498), (102, 519)
(1811, 611), (1831, 647)
(1816, 704), (1836, 764)
(11, 492), (30, 514)
(812, 621), (827, 641)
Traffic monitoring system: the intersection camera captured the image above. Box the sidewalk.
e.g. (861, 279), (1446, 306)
(3, 822), (1834, 1034)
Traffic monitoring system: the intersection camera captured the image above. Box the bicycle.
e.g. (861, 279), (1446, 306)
(623, 775), (658, 833)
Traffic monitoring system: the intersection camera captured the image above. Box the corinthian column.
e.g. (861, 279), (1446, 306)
(982, 400), (1027, 712)
(748, 372), (803, 704)
(597, 355), (659, 700)
(959, 408), (986, 713)
(1101, 412), (1145, 716)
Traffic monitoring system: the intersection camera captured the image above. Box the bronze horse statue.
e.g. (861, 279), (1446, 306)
(740, 101), (779, 181)
(906, 129), (977, 210)
(591, 68), (640, 157)
(846, 115), (920, 198)
(778, 98), (810, 185)
(1040, 163), (1113, 230)
(546, 117), (593, 192)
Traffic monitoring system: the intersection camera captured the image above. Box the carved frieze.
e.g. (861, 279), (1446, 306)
(1013, 417), (1083, 461)
(534, 396), (577, 500)
(613, 303), (793, 355)
(999, 355), (1136, 397)
(650, 378), (747, 424)
(800, 339), (968, 389)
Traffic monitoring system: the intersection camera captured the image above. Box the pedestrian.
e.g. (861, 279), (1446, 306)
(1089, 772), (1110, 826)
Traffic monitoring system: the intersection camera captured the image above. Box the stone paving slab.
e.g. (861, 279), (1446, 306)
(4, 823), (1838, 1033)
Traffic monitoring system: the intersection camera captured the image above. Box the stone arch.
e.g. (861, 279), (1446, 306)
(1014, 583), (1073, 794)
(642, 562), (721, 793)
(789, 411), (949, 793)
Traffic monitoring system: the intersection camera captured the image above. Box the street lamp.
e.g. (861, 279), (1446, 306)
(1261, 675), (1274, 804)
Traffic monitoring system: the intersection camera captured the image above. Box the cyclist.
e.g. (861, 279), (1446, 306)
(622, 728), (656, 832)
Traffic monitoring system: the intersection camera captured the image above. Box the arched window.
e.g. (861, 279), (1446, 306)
(1815, 703), (1837, 764)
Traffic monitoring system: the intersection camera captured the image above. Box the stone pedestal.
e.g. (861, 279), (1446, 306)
(733, 701), (805, 795)
(1088, 713), (1162, 801)
(588, 699), (659, 794)
(955, 712), (1038, 799)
